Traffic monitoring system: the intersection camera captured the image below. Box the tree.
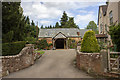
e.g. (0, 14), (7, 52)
(65, 17), (78, 28)
(25, 16), (30, 24)
(45, 26), (47, 29)
(86, 21), (98, 34)
(41, 25), (44, 29)
(31, 20), (35, 26)
(60, 11), (68, 27)
(2, 2), (23, 42)
(109, 23), (120, 51)
(55, 22), (59, 28)
(50, 25), (52, 28)
(81, 30), (100, 53)
(2, 2), (22, 34)
(2, 2), (39, 42)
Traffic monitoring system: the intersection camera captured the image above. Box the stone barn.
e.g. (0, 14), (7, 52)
(38, 28), (89, 49)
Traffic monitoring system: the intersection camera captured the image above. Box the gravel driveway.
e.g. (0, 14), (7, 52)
(4, 49), (92, 78)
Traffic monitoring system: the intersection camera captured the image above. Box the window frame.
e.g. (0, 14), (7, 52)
(109, 11), (113, 25)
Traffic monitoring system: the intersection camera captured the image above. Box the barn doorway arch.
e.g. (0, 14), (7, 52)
(55, 38), (65, 49)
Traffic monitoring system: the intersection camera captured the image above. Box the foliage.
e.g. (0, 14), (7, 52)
(37, 39), (48, 49)
(41, 25), (44, 29)
(41, 11), (79, 29)
(2, 41), (26, 56)
(98, 41), (107, 50)
(25, 37), (37, 44)
(34, 50), (45, 55)
(86, 21), (98, 34)
(109, 23), (120, 51)
(48, 43), (53, 47)
(55, 22), (60, 28)
(2, 31), (14, 43)
(64, 17), (79, 28)
(81, 30), (100, 53)
(68, 39), (77, 49)
(60, 11), (68, 27)
(2, 2), (39, 43)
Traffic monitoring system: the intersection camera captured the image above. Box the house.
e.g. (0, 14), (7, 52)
(98, 0), (120, 43)
(38, 28), (90, 49)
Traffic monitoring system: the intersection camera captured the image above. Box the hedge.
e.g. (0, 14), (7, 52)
(81, 30), (100, 53)
(2, 41), (26, 56)
(36, 39), (48, 49)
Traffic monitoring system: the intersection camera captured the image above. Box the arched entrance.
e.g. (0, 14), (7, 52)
(55, 38), (65, 49)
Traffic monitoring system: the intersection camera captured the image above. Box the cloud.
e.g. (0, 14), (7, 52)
(21, 1), (100, 28)
(40, 20), (52, 25)
(75, 13), (96, 29)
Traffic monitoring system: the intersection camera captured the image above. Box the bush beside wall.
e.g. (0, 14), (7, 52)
(36, 39), (48, 49)
(2, 41), (26, 56)
(81, 30), (100, 53)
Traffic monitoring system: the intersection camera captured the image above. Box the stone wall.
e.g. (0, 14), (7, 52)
(76, 49), (108, 75)
(1, 45), (36, 77)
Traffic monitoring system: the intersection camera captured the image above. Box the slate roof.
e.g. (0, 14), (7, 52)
(38, 28), (90, 38)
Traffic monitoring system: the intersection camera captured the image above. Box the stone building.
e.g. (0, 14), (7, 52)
(38, 28), (89, 49)
(98, 0), (120, 42)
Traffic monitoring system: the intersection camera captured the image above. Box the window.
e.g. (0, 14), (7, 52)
(105, 24), (107, 32)
(109, 11), (113, 25)
(72, 40), (75, 43)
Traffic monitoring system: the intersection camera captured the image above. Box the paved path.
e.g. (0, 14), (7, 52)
(5, 49), (92, 78)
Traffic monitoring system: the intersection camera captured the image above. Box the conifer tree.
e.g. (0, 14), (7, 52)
(55, 22), (59, 28)
(60, 11), (68, 27)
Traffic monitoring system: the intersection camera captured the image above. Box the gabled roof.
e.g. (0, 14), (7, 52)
(38, 28), (90, 38)
(53, 32), (67, 39)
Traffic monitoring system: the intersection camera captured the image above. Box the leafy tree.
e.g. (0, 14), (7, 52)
(41, 25), (44, 29)
(45, 26), (47, 29)
(50, 25), (52, 28)
(2, 2), (22, 35)
(31, 20), (35, 26)
(81, 30), (100, 53)
(55, 22), (59, 28)
(65, 17), (78, 28)
(109, 23), (120, 51)
(37, 39), (48, 49)
(60, 11), (68, 27)
(53, 26), (55, 28)
(86, 21), (98, 34)
(25, 16), (30, 24)
(2, 2), (39, 42)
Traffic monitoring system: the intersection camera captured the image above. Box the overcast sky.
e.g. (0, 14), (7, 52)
(21, 1), (106, 29)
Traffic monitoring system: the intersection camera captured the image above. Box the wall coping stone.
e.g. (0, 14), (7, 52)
(77, 50), (100, 55)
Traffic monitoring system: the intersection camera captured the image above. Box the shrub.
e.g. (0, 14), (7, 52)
(2, 41), (26, 56)
(98, 41), (107, 50)
(37, 39), (48, 49)
(48, 43), (53, 47)
(2, 31), (14, 43)
(25, 37), (37, 44)
(68, 39), (77, 49)
(81, 30), (100, 53)
(109, 23), (120, 51)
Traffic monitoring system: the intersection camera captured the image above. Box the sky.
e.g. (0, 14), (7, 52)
(21, 1), (106, 29)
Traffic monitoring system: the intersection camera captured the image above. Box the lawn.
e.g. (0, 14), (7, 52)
(34, 50), (45, 55)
